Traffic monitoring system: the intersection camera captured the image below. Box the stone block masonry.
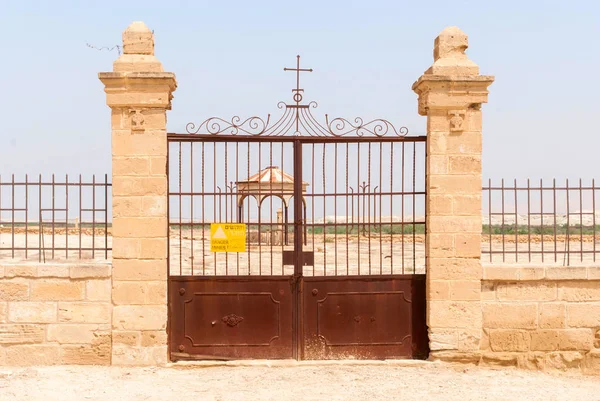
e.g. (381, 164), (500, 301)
(0, 263), (112, 365)
(481, 265), (600, 375)
(413, 26), (494, 362)
(99, 21), (176, 365)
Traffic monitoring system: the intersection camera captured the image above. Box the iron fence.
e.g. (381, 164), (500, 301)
(482, 179), (598, 265)
(0, 174), (112, 262)
(168, 137), (426, 277)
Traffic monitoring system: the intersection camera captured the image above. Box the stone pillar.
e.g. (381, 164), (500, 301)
(412, 27), (494, 361)
(99, 22), (176, 365)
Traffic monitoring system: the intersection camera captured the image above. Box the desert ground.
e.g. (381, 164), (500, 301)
(0, 228), (598, 269)
(1, 362), (599, 401)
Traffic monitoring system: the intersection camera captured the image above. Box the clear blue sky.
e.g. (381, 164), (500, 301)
(0, 0), (598, 183)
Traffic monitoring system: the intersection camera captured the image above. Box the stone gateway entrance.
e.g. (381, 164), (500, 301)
(166, 57), (428, 360)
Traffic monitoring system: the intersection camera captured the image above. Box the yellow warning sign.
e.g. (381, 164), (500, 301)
(210, 223), (246, 253)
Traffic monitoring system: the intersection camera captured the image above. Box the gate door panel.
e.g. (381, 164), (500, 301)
(169, 277), (293, 359)
(168, 139), (297, 360)
(300, 140), (427, 359)
(302, 276), (427, 359)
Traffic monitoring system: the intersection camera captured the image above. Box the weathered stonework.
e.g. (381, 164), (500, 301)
(413, 26), (494, 358)
(0, 263), (112, 366)
(481, 265), (600, 375)
(99, 21), (176, 366)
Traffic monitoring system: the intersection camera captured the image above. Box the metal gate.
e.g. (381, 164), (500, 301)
(167, 57), (428, 361)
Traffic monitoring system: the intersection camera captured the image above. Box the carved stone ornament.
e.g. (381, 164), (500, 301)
(130, 109), (145, 133)
(448, 110), (466, 132)
(418, 94), (428, 115)
(222, 313), (244, 327)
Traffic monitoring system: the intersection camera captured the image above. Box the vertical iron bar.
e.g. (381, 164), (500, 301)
(167, 142), (171, 278)
(280, 142), (284, 275)
(514, 179), (518, 263)
(0, 175), (2, 259)
(11, 174), (15, 259)
(312, 143), (316, 277)
(527, 179), (531, 262)
(553, 179), (557, 263)
(322, 143), (326, 275)
(39, 174), (43, 263)
(225, 142), (229, 274)
(357, 143), (361, 275)
(191, 142), (194, 276)
(334, 143), (338, 276)
(501, 178), (505, 263)
(345, 143), (349, 275)
(79, 175), (82, 259)
(202, 141), (205, 275)
(379, 142), (383, 274)
(488, 178), (492, 262)
(566, 179), (570, 266)
(92, 175), (96, 260)
(280, 143), (284, 275)
(105, 174), (109, 260)
(540, 178), (544, 263)
(179, 142), (183, 275)
(392, 143), (395, 274)
(593, 179), (596, 263)
(258, 142), (262, 276)
(312, 143), (315, 277)
(236, 142), (240, 274)
(25, 174), (28, 259)
(246, 142), (250, 275)
(367, 142), (371, 274)
(65, 174), (69, 259)
(412, 142), (416, 273)
(580, 178), (583, 262)
(269, 142), (273, 275)
(213, 142), (217, 275)
(52, 174), (55, 260)
(398, 142), (405, 273)
(292, 139), (303, 361)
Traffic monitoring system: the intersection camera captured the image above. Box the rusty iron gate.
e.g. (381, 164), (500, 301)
(167, 57), (428, 361)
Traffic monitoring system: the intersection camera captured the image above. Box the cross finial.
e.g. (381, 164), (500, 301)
(284, 55), (313, 106)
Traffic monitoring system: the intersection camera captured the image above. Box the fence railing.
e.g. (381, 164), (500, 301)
(482, 179), (598, 265)
(1, 174), (597, 266)
(0, 174), (112, 262)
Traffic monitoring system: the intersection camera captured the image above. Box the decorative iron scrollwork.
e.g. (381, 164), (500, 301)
(186, 116), (270, 136)
(183, 56), (409, 138)
(325, 116), (409, 137)
(185, 101), (408, 138)
(222, 313), (244, 327)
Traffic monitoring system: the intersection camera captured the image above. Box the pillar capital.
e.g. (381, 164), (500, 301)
(99, 21), (177, 111)
(412, 26), (494, 116)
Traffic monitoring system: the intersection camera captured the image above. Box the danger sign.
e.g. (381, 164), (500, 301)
(210, 223), (247, 253)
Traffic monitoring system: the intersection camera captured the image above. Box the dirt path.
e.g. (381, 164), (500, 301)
(1, 363), (599, 401)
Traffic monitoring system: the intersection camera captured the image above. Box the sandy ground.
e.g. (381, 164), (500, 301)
(1, 231), (598, 268)
(0, 363), (599, 401)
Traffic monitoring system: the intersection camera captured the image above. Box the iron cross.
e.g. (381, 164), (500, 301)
(284, 55), (313, 106)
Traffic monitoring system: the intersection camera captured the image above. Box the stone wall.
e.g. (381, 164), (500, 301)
(0, 263), (112, 365)
(481, 265), (600, 375)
